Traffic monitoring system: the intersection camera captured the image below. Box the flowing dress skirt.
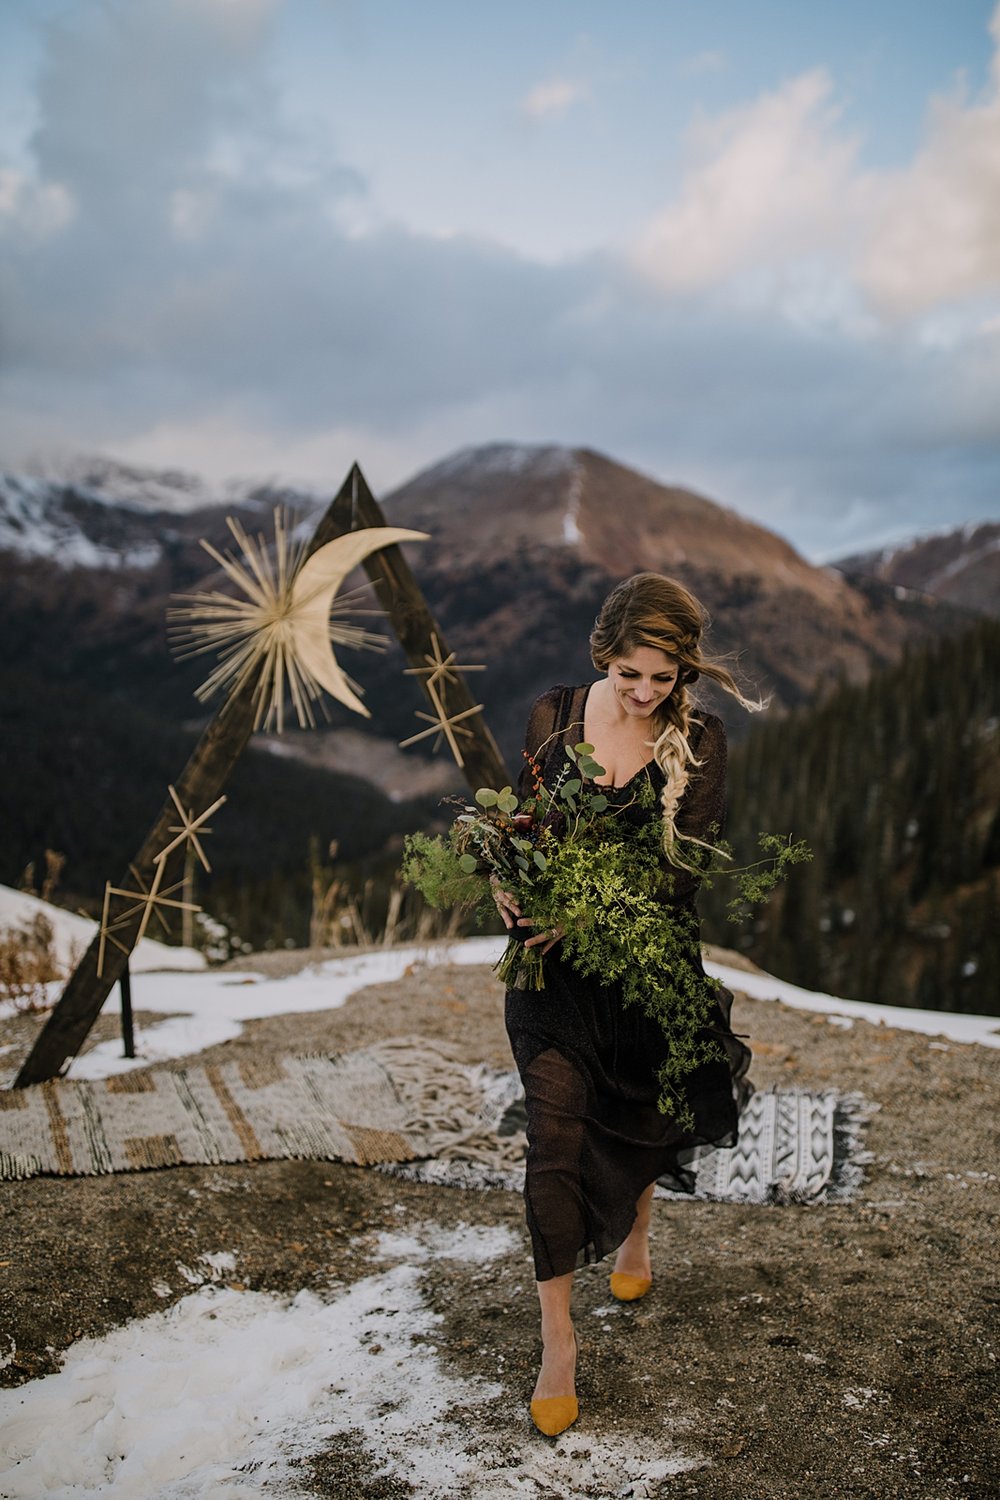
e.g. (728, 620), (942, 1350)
(505, 931), (752, 1281)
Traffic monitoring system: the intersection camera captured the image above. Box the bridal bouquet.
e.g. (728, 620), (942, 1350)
(403, 742), (808, 1125)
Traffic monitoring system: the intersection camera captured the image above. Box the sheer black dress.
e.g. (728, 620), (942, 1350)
(504, 684), (753, 1282)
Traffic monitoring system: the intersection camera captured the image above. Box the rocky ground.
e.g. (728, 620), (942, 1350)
(0, 948), (997, 1499)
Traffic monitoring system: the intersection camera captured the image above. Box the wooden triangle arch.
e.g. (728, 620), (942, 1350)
(14, 464), (509, 1087)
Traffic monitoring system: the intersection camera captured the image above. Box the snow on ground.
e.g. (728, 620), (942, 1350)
(63, 937), (503, 1079)
(0, 884), (205, 978)
(5, 928), (996, 1493)
(704, 959), (1000, 1049)
(0, 1219), (703, 1499)
(5, 893), (996, 1073)
(44, 933), (1000, 1080)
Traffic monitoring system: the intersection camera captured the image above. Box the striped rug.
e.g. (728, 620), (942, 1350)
(0, 1049), (428, 1180)
(0, 1038), (874, 1202)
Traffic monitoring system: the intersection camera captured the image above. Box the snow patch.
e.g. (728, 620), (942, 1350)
(175, 1251), (238, 1286)
(19, 931), (995, 1078)
(0, 884), (204, 996)
(705, 959), (1000, 1049)
(0, 1263), (704, 1499)
(562, 507), (582, 544)
(374, 1220), (520, 1265)
(62, 938), (506, 1078)
(0, 1269), (500, 1498)
(561, 462), (584, 544)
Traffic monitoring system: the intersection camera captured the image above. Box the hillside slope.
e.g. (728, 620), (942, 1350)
(836, 520), (1000, 617)
(381, 444), (967, 753)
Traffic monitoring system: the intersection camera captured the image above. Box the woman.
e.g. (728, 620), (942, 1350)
(494, 572), (755, 1438)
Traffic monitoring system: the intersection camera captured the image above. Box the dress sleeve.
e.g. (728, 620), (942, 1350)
(515, 686), (565, 801)
(665, 714), (728, 902)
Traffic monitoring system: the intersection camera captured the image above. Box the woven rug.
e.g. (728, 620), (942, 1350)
(0, 1037), (874, 1202)
(386, 1084), (876, 1205)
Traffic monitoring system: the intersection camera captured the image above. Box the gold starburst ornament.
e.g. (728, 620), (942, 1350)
(169, 512), (427, 730)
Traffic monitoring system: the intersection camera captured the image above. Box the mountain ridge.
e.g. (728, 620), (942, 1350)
(382, 442), (852, 608)
(0, 440), (982, 958)
(835, 520), (1000, 617)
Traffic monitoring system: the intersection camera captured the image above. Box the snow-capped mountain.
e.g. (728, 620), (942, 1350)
(0, 458), (322, 571)
(384, 443), (847, 607)
(20, 454), (226, 514)
(380, 443), (965, 723)
(0, 473), (168, 569)
(0, 442), (969, 735)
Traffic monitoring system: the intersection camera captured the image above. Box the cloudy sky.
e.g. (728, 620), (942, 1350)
(1, 0), (999, 559)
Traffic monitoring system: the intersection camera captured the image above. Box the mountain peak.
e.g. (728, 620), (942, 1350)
(384, 441), (850, 608)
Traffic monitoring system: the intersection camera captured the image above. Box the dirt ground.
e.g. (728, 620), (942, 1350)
(1, 947), (997, 1499)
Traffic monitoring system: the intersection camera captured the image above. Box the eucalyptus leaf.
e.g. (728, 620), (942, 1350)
(498, 794), (518, 813)
(574, 742), (595, 755)
(564, 744), (578, 762)
(533, 850), (548, 871)
(458, 854), (479, 873)
(515, 855), (530, 871)
(560, 778), (582, 798)
(589, 794), (609, 812)
(475, 788), (498, 808)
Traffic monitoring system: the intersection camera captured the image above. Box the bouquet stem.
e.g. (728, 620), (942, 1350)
(494, 936), (546, 990)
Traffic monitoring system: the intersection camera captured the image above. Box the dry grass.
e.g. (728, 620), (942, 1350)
(310, 866), (466, 950)
(0, 914), (62, 1013)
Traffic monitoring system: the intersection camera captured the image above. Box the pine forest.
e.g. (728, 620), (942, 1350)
(701, 615), (1000, 1016)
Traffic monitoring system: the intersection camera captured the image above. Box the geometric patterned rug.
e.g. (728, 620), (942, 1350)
(386, 1085), (877, 1206)
(0, 1036), (875, 1203)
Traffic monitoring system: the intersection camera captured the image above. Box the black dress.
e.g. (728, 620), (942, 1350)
(504, 684), (753, 1282)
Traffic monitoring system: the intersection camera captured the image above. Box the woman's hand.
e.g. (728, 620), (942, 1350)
(490, 874), (521, 931)
(491, 875), (563, 952)
(519, 918), (565, 954)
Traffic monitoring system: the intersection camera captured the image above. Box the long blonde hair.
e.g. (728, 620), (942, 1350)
(590, 573), (760, 866)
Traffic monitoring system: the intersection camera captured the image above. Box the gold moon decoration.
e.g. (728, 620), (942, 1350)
(169, 512), (428, 731)
(289, 528), (428, 718)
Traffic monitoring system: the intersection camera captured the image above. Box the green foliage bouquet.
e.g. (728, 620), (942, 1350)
(403, 742), (808, 1126)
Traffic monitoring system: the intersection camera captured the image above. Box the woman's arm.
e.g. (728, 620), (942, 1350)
(664, 714), (728, 903)
(497, 687), (567, 950)
(514, 686), (565, 801)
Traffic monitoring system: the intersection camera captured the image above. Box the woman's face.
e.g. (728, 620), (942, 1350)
(607, 645), (679, 718)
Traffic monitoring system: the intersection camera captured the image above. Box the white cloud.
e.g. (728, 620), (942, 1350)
(520, 76), (587, 120)
(0, 0), (998, 559)
(859, 4), (1000, 317)
(0, 168), (75, 239)
(633, 70), (864, 295)
(103, 411), (440, 492)
(635, 3), (1000, 326)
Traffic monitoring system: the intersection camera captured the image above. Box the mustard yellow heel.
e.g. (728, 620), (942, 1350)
(609, 1272), (652, 1302)
(530, 1395), (579, 1437)
(530, 1331), (579, 1437)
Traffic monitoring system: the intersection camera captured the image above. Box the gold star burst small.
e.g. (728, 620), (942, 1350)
(97, 862), (201, 978)
(398, 634), (486, 768)
(154, 787), (227, 873)
(167, 511), (389, 732)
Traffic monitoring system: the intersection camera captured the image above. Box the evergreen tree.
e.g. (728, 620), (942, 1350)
(702, 617), (1000, 1015)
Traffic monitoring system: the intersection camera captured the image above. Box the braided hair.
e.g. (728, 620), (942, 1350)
(589, 573), (760, 867)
